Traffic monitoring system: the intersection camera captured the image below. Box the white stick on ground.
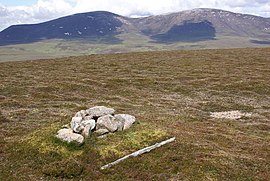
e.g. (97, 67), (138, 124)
(101, 137), (176, 170)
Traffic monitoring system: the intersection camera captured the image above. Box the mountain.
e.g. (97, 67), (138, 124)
(0, 8), (270, 46)
(133, 8), (270, 42)
(0, 11), (124, 45)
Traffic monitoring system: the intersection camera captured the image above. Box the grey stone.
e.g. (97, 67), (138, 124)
(81, 119), (96, 138)
(85, 115), (95, 120)
(82, 124), (91, 138)
(75, 110), (88, 118)
(70, 117), (84, 133)
(57, 128), (73, 134)
(95, 128), (109, 136)
(57, 107), (136, 142)
(86, 106), (115, 117)
(56, 128), (84, 145)
(114, 116), (125, 131)
(96, 115), (118, 132)
(71, 116), (83, 124)
(74, 111), (82, 117)
(81, 119), (96, 131)
(114, 114), (136, 130)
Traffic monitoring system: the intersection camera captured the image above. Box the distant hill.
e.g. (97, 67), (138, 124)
(0, 8), (269, 47)
(133, 9), (270, 42)
(0, 11), (123, 45)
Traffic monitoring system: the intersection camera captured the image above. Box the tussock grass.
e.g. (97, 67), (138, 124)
(0, 48), (269, 180)
(97, 124), (168, 158)
(21, 123), (84, 157)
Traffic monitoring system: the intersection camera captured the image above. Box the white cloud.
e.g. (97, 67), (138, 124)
(0, 0), (270, 31)
(0, 0), (73, 31)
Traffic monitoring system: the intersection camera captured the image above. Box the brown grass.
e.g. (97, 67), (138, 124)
(0, 48), (269, 180)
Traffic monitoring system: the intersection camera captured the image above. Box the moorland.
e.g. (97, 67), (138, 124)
(0, 48), (269, 180)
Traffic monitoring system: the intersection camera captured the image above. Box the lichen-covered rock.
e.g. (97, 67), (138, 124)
(74, 110), (88, 118)
(81, 118), (96, 138)
(96, 115), (119, 132)
(56, 128), (84, 145)
(82, 124), (91, 138)
(70, 117), (84, 133)
(95, 128), (110, 136)
(114, 116), (125, 131)
(81, 118), (96, 130)
(86, 106), (115, 117)
(114, 114), (136, 130)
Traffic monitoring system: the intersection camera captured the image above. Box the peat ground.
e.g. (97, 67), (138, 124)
(0, 48), (269, 180)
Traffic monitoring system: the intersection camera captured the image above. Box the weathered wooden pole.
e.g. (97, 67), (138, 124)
(101, 137), (176, 170)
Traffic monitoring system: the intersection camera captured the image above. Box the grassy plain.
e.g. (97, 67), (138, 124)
(0, 48), (269, 180)
(0, 34), (269, 62)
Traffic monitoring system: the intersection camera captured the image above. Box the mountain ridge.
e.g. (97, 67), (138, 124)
(0, 8), (269, 46)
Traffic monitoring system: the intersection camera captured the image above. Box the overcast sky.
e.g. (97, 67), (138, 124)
(0, 0), (270, 31)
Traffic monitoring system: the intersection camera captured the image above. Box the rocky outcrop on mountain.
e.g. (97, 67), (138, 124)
(56, 106), (136, 144)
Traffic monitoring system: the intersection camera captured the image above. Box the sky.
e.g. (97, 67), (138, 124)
(0, 0), (270, 31)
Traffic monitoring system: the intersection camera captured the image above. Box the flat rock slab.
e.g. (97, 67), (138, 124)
(56, 128), (84, 145)
(86, 106), (115, 117)
(210, 110), (252, 120)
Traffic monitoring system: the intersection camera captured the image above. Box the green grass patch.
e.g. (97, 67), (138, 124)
(21, 123), (84, 158)
(96, 123), (168, 158)
(8, 120), (169, 179)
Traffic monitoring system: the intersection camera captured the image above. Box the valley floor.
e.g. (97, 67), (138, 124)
(0, 35), (269, 63)
(0, 48), (269, 180)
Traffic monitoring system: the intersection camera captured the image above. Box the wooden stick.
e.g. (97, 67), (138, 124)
(101, 137), (176, 170)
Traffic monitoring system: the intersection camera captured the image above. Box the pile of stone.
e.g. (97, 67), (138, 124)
(56, 106), (136, 145)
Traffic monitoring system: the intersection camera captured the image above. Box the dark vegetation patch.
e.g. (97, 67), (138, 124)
(152, 20), (216, 43)
(42, 158), (84, 178)
(0, 48), (269, 180)
(0, 111), (10, 123)
(250, 40), (270, 45)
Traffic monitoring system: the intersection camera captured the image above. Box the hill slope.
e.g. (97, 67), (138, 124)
(0, 8), (270, 46)
(0, 11), (124, 45)
(134, 9), (270, 38)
